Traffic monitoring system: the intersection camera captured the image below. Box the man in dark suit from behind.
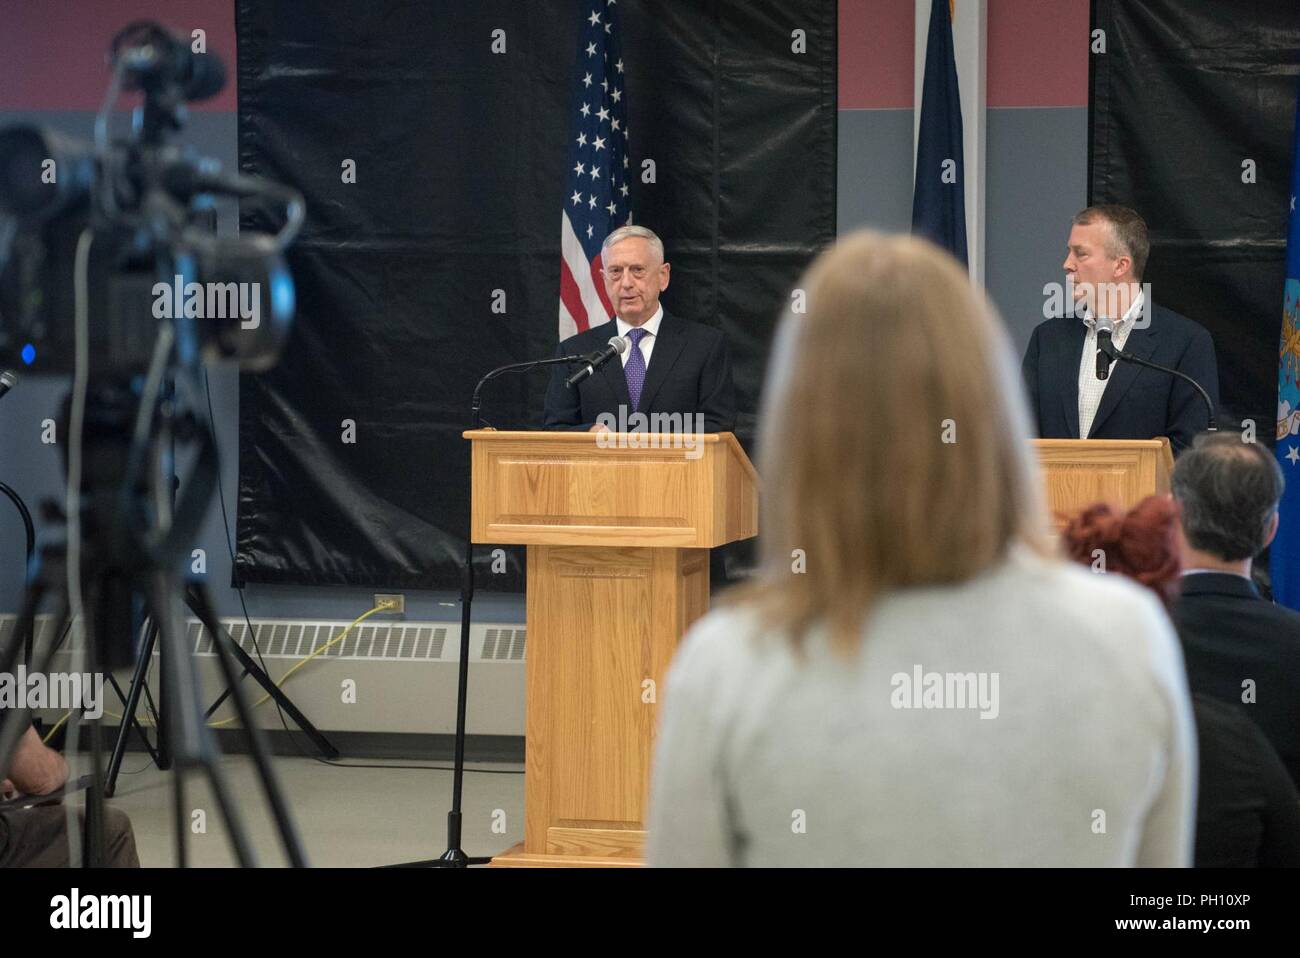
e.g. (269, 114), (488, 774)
(1171, 432), (1300, 785)
(543, 225), (736, 434)
(1022, 205), (1219, 454)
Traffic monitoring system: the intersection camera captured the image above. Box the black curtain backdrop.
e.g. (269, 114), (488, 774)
(234, 0), (836, 591)
(1089, 0), (1300, 433)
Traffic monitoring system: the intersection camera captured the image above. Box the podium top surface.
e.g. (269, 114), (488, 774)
(1031, 437), (1175, 525)
(463, 430), (758, 548)
(1029, 438), (1171, 450)
(464, 429), (758, 481)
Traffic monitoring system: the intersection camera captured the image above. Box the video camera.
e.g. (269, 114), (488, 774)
(0, 20), (303, 378)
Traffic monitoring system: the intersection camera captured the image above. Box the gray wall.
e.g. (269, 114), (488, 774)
(837, 105), (1089, 355)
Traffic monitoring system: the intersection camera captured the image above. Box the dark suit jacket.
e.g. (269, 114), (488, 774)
(1191, 693), (1300, 867)
(1021, 303), (1219, 454)
(542, 311), (737, 432)
(1172, 572), (1300, 787)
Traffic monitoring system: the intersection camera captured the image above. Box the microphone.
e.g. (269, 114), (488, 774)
(564, 335), (629, 389)
(1096, 328), (1217, 431)
(0, 370), (16, 400)
(1095, 319), (1115, 381)
(112, 21), (227, 102)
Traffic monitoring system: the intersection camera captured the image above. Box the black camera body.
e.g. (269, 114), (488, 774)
(0, 22), (301, 379)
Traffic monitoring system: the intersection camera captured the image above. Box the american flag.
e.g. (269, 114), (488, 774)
(558, 1), (632, 341)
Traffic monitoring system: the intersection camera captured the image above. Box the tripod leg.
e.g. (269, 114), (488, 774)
(147, 570), (259, 866)
(0, 575), (54, 781)
(104, 618), (161, 797)
(185, 583), (338, 760)
(139, 673), (162, 738)
(156, 612), (171, 771)
(83, 594), (106, 867)
(144, 568), (214, 865)
(107, 674), (160, 761)
(172, 765), (187, 869)
(196, 744), (257, 867)
(152, 581), (259, 866)
(193, 585), (308, 867)
(0, 567), (46, 682)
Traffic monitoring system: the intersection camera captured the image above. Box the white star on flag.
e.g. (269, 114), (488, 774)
(558, 0), (633, 340)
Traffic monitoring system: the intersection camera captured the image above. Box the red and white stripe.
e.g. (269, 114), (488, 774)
(559, 210), (615, 341)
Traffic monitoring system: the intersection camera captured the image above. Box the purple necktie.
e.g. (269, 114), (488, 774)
(624, 327), (649, 411)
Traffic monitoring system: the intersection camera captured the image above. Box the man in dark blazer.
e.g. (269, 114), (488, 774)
(1021, 205), (1218, 454)
(544, 225), (736, 433)
(1170, 432), (1300, 786)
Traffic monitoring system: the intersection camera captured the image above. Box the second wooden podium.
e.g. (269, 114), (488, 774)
(1032, 438), (1175, 528)
(464, 430), (758, 867)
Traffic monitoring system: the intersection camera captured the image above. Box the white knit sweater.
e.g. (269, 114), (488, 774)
(646, 548), (1196, 867)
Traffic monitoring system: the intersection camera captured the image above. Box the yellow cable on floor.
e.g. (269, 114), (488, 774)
(208, 603), (388, 728)
(38, 603), (390, 740)
(41, 711), (72, 744)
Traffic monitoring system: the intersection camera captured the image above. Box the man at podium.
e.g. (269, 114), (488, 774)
(1021, 205), (1219, 454)
(543, 225), (737, 434)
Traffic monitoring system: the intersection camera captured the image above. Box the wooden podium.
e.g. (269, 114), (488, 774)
(1032, 438), (1175, 528)
(463, 430), (758, 867)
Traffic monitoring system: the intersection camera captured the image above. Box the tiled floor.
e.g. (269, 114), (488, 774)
(102, 753), (526, 867)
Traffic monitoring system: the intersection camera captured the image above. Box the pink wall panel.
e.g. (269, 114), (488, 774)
(840, 0), (916, 109)
(987, 0), (1089, 108)
(0, 0), (237, 112)
(840, 0), (1091, 111)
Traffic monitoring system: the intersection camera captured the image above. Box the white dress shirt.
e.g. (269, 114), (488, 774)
(1077, 290), (1145, 439)
(616, 305), (663, 368)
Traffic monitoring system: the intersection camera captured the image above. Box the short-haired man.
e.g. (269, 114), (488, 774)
(543, 225), (736, 433)
(1171, 432), (1300, 785)
(1022, 205), (1219, 454)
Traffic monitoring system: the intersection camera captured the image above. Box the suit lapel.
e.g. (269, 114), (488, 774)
(1088, 318), (1160, 437)
(634, 312), (685, 413)
(1055, 321), (1086, 439)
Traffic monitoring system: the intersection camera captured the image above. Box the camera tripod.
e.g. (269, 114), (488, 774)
(0, 373), (309, 866)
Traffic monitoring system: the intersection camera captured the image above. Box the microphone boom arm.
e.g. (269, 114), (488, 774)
(471, 354), (595, 428)
(1098, 340), (1217, 431)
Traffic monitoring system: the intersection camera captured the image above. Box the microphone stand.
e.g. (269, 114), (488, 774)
(396, 353), (590, 868)
(1098, 339), (1217, 431)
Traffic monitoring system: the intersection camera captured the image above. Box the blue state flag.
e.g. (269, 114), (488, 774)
(1270, 83), (1300, 609)
(911, 0), (967, 265)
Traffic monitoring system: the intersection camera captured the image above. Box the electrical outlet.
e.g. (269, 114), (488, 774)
(374, 593), (405, 614)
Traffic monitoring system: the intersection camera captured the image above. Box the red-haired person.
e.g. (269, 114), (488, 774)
(1062, 497), (1300, 867)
